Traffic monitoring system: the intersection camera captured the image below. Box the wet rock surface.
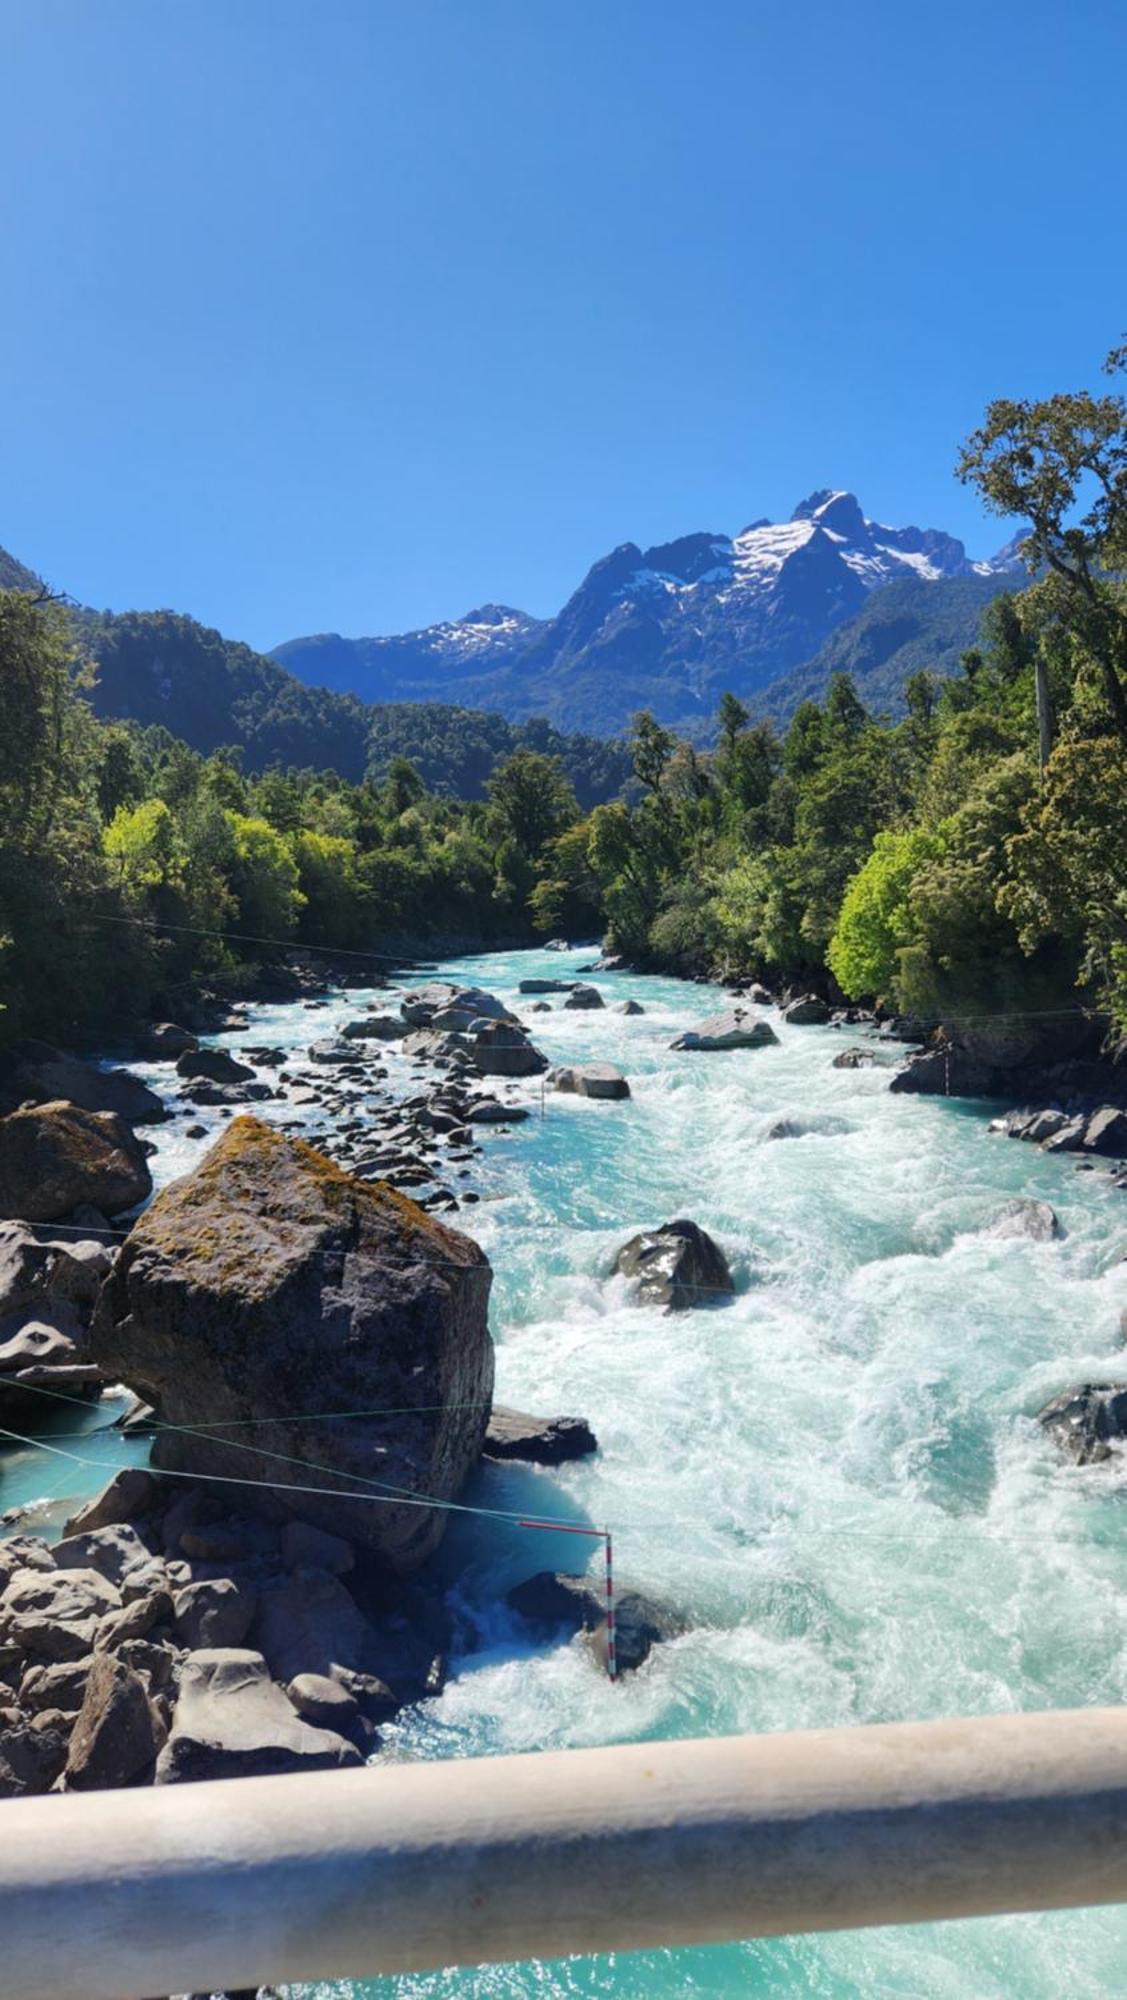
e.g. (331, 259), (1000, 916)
(484, 1407), (598, 1464)
(507, 1570), (685, 1673)
(1037, 1382), (1127, 1465)
(670, 1008), (778, 1053)
(613, 1218), (734, 1311)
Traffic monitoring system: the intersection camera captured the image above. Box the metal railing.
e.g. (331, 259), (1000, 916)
(2, 1707), (1127, 2000)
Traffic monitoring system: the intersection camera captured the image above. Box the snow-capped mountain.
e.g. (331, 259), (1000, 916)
(272, 492), (1024, 736)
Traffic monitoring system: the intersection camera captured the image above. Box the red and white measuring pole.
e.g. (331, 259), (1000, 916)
(518, 1516), (619, 1683)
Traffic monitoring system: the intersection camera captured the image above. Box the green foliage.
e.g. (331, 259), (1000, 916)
(828, 828), (945, 1000)
(0, 589), (602, 1048)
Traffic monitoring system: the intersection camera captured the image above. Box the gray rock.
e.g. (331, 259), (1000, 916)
(484, 1407), (597, 1465)
(617, 999), (645, 1016)
(0, 1221), (110, 1321)
(1042, 1116), (1090, 1154)
(0, 1537), (55, 1591)
(472, 1023), (548, 1078)
(613, 1218), (734, 1312)
(306, 1039), (365, 1065)
(64, 1651), (164, 1790)
(342, 1016), (403, 1040)
(90, 1116), (493, 1571)
(12, 1050), (165, 1125)
(174, 1578), (257, 1651)
(762, 1115), (852, 1141)
(52, 1524), (155, 1588)
(783, 995), (831, 1025)
(285, 1671), (359, 1728)
(1037, 1382), (1127, 1465)
(0, 1100), (152, 1223)
(19, 1658), (91, 1715)
(1083, 1107), (1127, 1156)
(507, 1571), (685, 1674)
(832, 1047), (880, 1070)
(1, 1566), (122, 1663)
(0, 1713), (70, 1794)
(563, 985), (605, 1011)
(518, 978), (576, 995)
(250, 1568), (378, 1688)
(466, 1098), (531, 1124)
(62, 1467), (165, 1537)
(550, 1064), (630, 1101)
(156, 1648), (361, 1783)
(986, 1198), (1062, 1242)
(670, 1009), (778, 1053)
(175, 1048), (256, 1085)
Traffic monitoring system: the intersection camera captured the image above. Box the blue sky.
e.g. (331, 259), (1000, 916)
(2, 0), (1124, 652)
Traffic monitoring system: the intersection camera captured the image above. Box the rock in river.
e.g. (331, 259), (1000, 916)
(472, 1022), (548, 1078)
(10, 1047), (165, 1125)
(612, 1218), (734, 1311)
(484, 1406), (598, 1464)
(0, 1101), (152, 1223)
(670, 1008), (778, 1053)
(89, 1115), (494, 1570)
(507, 1571), (685, 1673)
(1037, 1382), (1127, 1464)
(550, 1064), (630, 1101)
(563, 984), (605, 1011)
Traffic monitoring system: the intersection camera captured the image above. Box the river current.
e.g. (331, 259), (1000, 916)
(6, 944), (1127, 1997)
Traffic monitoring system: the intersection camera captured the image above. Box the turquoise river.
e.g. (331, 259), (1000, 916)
(4, 943), (1127, 1999)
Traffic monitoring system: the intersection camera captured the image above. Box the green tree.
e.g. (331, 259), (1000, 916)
(828, 827), (944, 999)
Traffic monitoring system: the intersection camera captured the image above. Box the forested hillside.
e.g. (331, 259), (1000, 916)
(74, 607), (631, 802)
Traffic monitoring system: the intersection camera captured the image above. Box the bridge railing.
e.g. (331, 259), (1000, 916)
(2, 1706), (1126, 2000)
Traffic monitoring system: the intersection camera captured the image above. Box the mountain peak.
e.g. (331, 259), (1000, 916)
(791, 490), (868, 538)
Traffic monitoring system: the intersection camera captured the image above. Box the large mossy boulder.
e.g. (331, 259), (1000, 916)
(89, 1116), (494, 1571)
(0, 1101), (152, 1223)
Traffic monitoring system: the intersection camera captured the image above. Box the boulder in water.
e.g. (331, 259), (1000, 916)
(484, 1407), (597, 1464)
(0, 1101), (152, 1223)
(89, 1116), (494, 1571)
(550, 1064), (630, 1101)
(617, 999), (645, 1016)
(670, 1008), (778, 1053)
(342, 1015), (403, 1040)
(783, 995), (831, 1025)
(1037, 1382), (1127, 1464)
(612, 1218), (733, 1311)
(518, 978), (576, 995)
(175, 1048), (255, 1086)
(986, 1198), (1062, 1242)
(563, 984), (605, 1011)
(472, 1023), (548, 1078)
(507, 1570), (685, 1673)
(832, 1047), (880, 1070)
(10, 1049), (165, 1126)
(402, 983), (514, 1031)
